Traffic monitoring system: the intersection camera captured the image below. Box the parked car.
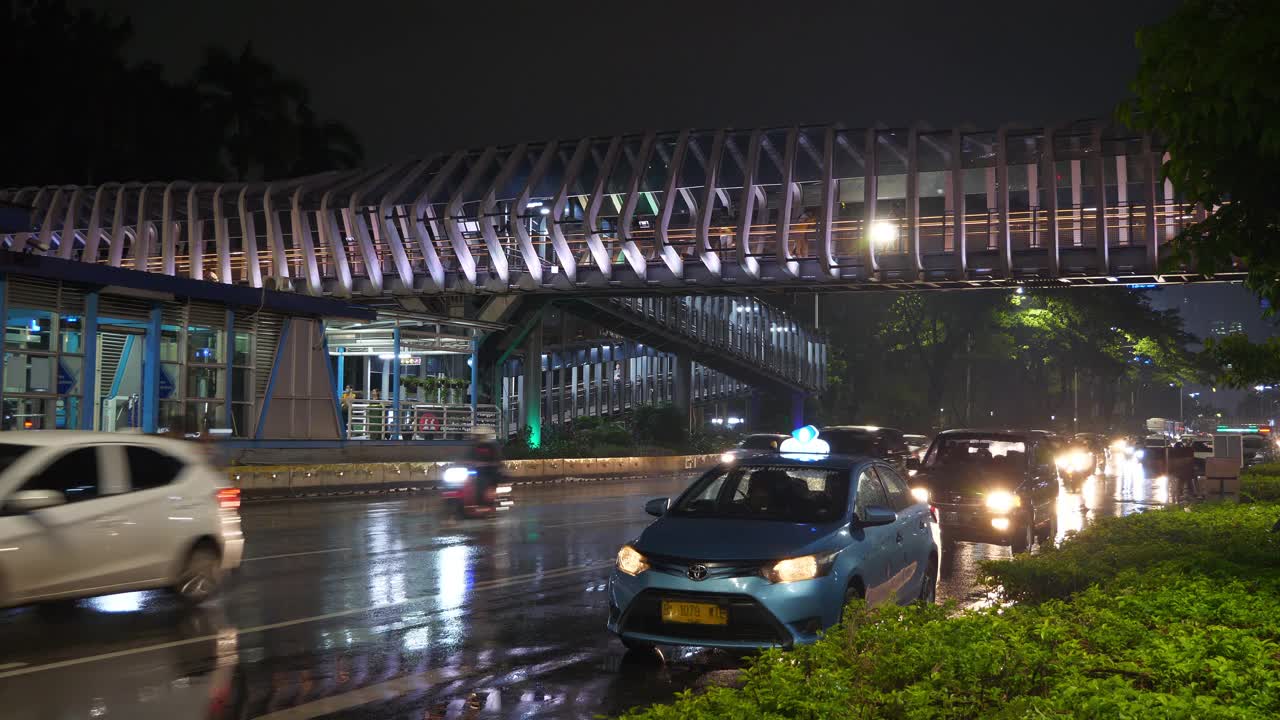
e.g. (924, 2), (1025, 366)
(820, 425), (912, 476)
(0, 432), (244, 609)
(912, 429), (1059, 553)
(608, 449), (939, 650)
(720, 433), (789, 464)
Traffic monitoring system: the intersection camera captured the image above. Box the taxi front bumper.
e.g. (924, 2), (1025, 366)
(607, 564), (845, 649)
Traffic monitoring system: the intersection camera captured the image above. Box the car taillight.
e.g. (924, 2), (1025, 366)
(217, 487), (241, 510)
(929, 505), (939, 523)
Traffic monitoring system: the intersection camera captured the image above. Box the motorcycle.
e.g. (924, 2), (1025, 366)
(440, 439), (513, 518)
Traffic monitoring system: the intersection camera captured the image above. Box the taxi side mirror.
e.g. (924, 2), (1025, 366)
(644, 497), (669, 517)
(858, 505), (897, 527)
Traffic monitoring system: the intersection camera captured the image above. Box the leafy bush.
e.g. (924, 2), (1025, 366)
(981, 501), (1280, 603)
(624, 576), (1280, 719)
(633, 404), (688, 447)
(622, 502), (1280, 719)
(1242, 464), (1280, 501)
(1242, 462), (1280, 478)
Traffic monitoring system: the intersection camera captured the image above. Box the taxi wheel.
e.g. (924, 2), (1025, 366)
(843, 580), (866, 607)
(917, 555), (938, 604)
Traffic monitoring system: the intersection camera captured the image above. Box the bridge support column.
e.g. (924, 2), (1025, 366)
(673, 354), (692, 435)
(522, 316), (543, 448)
(791, 391), (806, 429)
(470, 334), (479, 428)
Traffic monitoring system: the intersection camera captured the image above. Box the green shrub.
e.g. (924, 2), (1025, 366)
(623, 577), (1280, 719)
(1241, 465), (1280, 501)
(633, 404), (687, 447)
(1242, 462), (1280, 478)
(981, 502), (1280, 603)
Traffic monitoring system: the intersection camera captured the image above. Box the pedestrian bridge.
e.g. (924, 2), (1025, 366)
(1, 120), (1238, 298)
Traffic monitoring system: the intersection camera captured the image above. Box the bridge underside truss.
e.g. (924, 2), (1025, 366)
(1, 120), (1242, 297)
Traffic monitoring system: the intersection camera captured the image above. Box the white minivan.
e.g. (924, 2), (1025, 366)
(0, 432), (243, 608)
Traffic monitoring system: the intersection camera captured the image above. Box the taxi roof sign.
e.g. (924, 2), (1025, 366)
(780, 425), (830, 459)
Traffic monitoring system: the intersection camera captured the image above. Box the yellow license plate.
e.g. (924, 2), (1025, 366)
(661, 600), (729, 626)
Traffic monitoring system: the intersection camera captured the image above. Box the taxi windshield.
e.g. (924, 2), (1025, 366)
(924, 434), (1027, 471)
(670, 465), (850, 523)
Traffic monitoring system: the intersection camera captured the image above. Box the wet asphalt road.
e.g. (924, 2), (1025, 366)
(0, 457), (1173, 720)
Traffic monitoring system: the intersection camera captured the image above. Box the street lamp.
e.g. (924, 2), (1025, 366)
(869, 220), (898, 249)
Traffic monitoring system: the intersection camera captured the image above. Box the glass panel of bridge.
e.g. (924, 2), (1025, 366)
(1102, 134), (1148, 248)
(916, 131), (953, 254)
(494, 147), (534, 274)
(829, 129), (866, 267)
(875, 130), (909, 255)
(1005, 131), (1045, 251)
(791, 127), (824, 260)
(634, 134), (674, 263)
(1052, 128), (1097, 249)
(711, 130), (753, 258)
(674, 132), (713, 258)
(960, 131), (997, 254)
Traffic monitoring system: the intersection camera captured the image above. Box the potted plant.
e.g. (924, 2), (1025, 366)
(447, 377), (470, 405)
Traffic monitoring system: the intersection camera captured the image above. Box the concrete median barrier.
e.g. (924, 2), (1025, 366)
(228, 453), (722, 499)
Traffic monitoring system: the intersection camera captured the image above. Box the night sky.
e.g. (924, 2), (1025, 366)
(77, 0), (1179, 164)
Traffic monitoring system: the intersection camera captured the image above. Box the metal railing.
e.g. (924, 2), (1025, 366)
(345, 401), (498, 440)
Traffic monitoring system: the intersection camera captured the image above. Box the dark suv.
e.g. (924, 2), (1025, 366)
(819, 425), (911, 476)
(911, 429), (1059, 553)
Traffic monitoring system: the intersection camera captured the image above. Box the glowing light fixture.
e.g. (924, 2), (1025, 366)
(869, 220), (897, 248)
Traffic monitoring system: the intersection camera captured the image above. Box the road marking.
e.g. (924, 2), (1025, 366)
(0, 561), (613, 680)
(242, 547), (352, 562)
(252, 666), (463, 719)
(0, 662), (27, 671)
(251, 651), (597, 720)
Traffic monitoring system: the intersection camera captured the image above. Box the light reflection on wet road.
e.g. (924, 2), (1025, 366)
(0, 458), (1174, 719)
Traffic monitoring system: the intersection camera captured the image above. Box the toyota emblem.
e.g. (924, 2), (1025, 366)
(687, 564), (708, 581)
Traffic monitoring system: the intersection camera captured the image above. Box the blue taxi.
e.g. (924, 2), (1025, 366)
(607, 427), (941, 651)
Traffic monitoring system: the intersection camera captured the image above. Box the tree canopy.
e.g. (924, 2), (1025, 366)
(1121, 0), (1280, 302)
(1120, 0), (1280, 387)
(4, 0), (363, 186)
(815, 288), (1200, 432)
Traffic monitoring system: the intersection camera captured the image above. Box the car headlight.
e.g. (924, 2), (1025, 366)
(910, 487), (929, 503)
(984, 490), (1021, 514)
(720, 451), (737, 464)
(1135, 449), (1145, 459)
(616, 545), (649, 576)
(443, 466), (471, 486)
(762, 554), (834, 584)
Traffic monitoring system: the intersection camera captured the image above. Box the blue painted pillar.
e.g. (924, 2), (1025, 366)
(336, 347), (346, 400)
(391, 325), (401, 440)
(791, 392), (806, 429)
(142, 304), (162, 433)
(80, 292), (99, 430)
(223, 308), (234, 430)
(470, 335), (480, 427)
